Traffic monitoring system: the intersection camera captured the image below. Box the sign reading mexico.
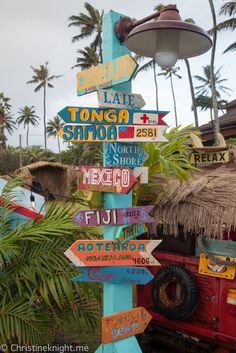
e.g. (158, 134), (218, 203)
(64, 239), (161, 267)
(76, 54), (138, 96)
(77, 166), (137, 194)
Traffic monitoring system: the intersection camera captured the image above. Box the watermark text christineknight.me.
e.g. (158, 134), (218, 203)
(0, 344), (89, 352)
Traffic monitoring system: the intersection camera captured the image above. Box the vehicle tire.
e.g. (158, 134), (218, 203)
(152, 264), (199, 320)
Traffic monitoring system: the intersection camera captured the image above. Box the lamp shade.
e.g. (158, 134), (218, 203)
(125, 6), (212, 63)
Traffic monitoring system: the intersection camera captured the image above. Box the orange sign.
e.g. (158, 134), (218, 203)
(102, 306), (152, 344)
(198, 253), (236, 280)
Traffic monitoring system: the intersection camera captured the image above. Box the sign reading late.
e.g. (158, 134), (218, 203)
(97, 89), (146, 109)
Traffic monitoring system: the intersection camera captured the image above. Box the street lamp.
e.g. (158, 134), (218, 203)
(115, 4), (212, 69)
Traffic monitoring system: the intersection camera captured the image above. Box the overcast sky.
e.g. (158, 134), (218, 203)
(0, 0), (235, 151)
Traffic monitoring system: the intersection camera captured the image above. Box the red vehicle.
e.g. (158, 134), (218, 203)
(137, 235), (236, 353)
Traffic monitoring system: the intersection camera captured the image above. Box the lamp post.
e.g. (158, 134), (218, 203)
(96, 5), (211, 353)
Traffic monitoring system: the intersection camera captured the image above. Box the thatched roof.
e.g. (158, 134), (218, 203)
(15, 161), (67, 173)
(152, 162), (236, 238)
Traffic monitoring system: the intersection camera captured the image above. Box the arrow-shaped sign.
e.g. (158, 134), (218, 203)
(72, 206), (155, 227)
(58, 124), (168, 143)
(57, 106), (168, 126)
(102, 307), (152, 344)
(104, 142), (149, 168)
(64, 239), (161, 267)
(77, 166), (137, 194)
(133, 167), (149, 184)
(116, 223), (148, 243)
(71, 266), (154, 285)
(97, 90), (146, 109)
(77, 54), (138, 96)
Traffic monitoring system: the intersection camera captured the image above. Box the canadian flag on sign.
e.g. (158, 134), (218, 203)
(118, 126), (135, 138)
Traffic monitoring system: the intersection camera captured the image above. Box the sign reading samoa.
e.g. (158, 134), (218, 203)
(64, 239), (161, 267)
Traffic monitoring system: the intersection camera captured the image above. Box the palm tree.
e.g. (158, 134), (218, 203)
(195, 94), (227, 121)
(24, 145), (57, 164)
(46, 116), (64, 162)
(216, 1), (236, 53)
(68, 2), (103, 63)
(0, 93), (15, 149)
(72, 46), (99, 70)
(17, 106), (39, 147)
(158, 66), (182, 127)
(0, 177), (100, 345)
(27, 62), (62, 150)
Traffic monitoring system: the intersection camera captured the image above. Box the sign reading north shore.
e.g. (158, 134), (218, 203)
(57, 106), (168, 125)
(58, 124), (168, 143)
(72, 206), (155, 227)
(104, 142), (148, 167)
(97, 90), (146, 109)
(190, 150), (229, 165)
(77, 166), (137, 194)
(102, 307), (152, 344)
(116, 223), (148, 243)
(64, 239), (161, 267)
(71, 266), (154, 285)
(77, 54), (138, 96)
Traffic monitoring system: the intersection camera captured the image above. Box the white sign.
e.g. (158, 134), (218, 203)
(98, 89), (146, 109)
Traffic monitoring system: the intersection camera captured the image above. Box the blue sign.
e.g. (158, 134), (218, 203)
(71, 266), (154, 285)
(104, 142), (149, 167)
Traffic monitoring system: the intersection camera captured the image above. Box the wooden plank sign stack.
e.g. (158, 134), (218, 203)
(60, 23), (169, 351)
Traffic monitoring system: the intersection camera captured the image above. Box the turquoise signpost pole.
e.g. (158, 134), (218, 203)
(95, 10), (143, 353)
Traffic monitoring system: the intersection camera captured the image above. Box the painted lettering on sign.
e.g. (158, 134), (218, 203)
(102, 307), (152, 344)
(116, 223), (148, 243)
(57, 106), (168, 126)
(104, 142), (148, 167)
(190, 150), (229, 165)
(97, 90), (146, 109)
(77, 166), (137, 194)
(72, 206), (155, 227)
(76, 54), (138, 96)
(58, 124), (168, 143)
(64, 239), (161, 267)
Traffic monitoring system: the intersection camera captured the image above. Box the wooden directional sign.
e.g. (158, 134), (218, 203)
(72, 205), (155, 227)
(77, 54), (138, 96)
(102, 307), (152, 344)
(64, 239), (161, 267)
(58, 124), (168, 143)
(116, 224), (148, 243)
(97, 90), (146, 109)
(71, 266), (154, 285)
(104, 142), (148, 168)
(77, 166), (137, 194)
(57, 106), (168, 126)
(190, 149), (229, 165)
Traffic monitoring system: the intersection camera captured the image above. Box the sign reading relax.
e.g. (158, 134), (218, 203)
(190, 150), (229, 165)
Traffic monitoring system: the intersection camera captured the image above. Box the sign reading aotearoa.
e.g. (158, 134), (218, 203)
(58, 106), (168, 125)
(65, 239), (161, 267)
(72, 205), (155, 227)
(77, 54), (138, 96)
(190, 150), (229, 165)
(58, 124), (168, 143)
(97, 89), (146, 109)
(71, 266), (154, 285)
(104, 142), (148, 167)
(102, 307), (152, 344)
(77, 166), (137, 194)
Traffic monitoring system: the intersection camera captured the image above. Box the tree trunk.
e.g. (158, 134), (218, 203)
(26, 124), (29, 147)
(99, 34), (103, 63)
(57, 135), (61, 162)
(209, 0), (219, 143)
(184, 58), (199, 129)
(170, 73), (178, 126)
(43, 83), (47, 149)
(153, 61), (159, 110)
(0, 112), (5, 149)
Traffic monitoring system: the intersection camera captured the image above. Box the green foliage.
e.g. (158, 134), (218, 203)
(61, 142), (102, 166)
(0, 178), (101, 345)
(0, 148), (20, 174)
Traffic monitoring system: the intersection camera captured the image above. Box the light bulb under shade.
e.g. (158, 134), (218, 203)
(125, 21), (212, 61)
(155, 52), (178, 69)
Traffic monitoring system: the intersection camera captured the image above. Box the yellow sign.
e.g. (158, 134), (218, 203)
(190, 150), (229, 165)
(198, 253), (236, 279)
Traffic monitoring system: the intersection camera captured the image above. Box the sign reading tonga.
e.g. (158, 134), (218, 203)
(64, 239), (161, 267)
(76, 54), (138, 96)
(98, 89), (146, 109)
(71, 266), (154, 285)
(72, 205), (155, 227)
(77, 166), (137, 194)
(102, 307), (152, 344)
